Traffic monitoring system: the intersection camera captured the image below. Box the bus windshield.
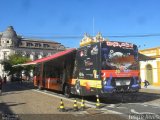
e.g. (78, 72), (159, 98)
(101, 41), (139, 70)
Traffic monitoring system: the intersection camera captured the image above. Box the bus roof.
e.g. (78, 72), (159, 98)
(13, 48), (76, 67)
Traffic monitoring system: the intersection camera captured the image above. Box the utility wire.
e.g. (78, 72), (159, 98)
(22, 33), (160, 39)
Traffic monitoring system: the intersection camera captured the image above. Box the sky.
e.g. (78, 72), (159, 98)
(0, 0), (160, 49)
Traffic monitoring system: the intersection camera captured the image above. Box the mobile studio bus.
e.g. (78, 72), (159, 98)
(16, 33), (141, 97)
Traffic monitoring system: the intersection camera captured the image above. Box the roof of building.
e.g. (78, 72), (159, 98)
(139, 46), (160, 52)
(21, 38), (60, 44)
(0, 26), (65, 49)
(138, 53), (155, 61)
(1, 26), (17, 39)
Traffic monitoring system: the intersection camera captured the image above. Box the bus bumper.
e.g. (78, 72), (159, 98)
(103, 84), (140, 93)
(130, 84), (140, 91)
(103, 85), (115, 93)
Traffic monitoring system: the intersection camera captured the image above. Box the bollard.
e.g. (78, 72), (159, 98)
(80, 98), (85, 111)
(73, 99), (78, 111)
(59, 99), (65, 112)
(96, 95), (101, 109)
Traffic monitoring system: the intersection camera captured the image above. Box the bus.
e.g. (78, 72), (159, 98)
(32, 40), (140, 97)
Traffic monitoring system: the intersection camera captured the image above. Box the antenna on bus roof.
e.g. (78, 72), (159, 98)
(92, 16), (95, 36)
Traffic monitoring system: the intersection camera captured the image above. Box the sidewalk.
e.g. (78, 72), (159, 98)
(141, 85), (160, 90)
(140, 85), (160, 94)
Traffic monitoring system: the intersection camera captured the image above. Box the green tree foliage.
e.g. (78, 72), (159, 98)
(1, 54), (32, 76)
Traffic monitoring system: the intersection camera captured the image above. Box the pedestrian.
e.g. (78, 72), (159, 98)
(0, 76), (3, 94)
(144, 79), (150, 88)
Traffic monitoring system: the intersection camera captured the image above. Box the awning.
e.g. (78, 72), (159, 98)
(13, 48), (76, 67)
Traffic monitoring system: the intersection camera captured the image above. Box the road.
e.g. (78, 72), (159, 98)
(0, 82), (126, 120)
(0, 81), (160, 120)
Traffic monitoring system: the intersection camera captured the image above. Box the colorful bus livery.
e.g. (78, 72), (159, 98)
(19, 39), (140, 97)
(106, 41), (134, 48)
(71, 41), (140, 96)
(101, 41), (140, 93)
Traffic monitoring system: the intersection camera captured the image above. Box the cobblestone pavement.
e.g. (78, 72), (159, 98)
(0, 82), (126, 120)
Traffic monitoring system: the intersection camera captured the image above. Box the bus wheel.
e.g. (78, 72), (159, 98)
(64, 85), (72, 98)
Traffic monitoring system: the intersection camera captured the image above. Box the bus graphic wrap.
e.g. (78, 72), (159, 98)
(32, 41), (140, 97)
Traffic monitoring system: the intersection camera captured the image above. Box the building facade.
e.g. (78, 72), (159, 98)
(0, 26), (66, 78)
(139, 47), (160, 86)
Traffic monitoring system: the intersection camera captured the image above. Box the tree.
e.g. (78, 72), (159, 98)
(1, 54), (33, 80)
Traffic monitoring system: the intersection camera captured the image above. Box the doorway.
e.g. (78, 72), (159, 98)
(145, 64), (153, 84)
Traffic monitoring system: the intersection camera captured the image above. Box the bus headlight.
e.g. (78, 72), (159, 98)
(103, 80), (107, 85)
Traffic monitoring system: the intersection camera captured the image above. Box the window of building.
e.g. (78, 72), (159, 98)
(43, 44), (50, 48)
(26, 42), (33, 47)
(48, 53), (51, 56)
(43, 54), (47, 57)
(3, 51), (8, 59)
(58, 45), (65, 50)
(35, 43), (41, 47)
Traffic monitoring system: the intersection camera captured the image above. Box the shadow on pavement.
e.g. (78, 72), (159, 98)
(75, 92), (160, 106)
(4, 81), (159, 106)
(99, 92), (160, 104)
(34, 87), (160, 106)
(0, 102), (25, 114)
(0, 102), (25, 120)
(2, 81), (34, 93)
(0, 102), (14, 114)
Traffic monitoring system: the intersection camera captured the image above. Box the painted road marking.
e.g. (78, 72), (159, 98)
(31, 88), (160, 116)
(107, 104), (115, 108)
(129, 103), (160, 108)
(131, 109), (157, 115)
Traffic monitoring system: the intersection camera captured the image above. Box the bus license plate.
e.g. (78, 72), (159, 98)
(116, 80), (130, 86)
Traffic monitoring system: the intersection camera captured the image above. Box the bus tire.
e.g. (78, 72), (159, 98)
(64, 85), (72, 98)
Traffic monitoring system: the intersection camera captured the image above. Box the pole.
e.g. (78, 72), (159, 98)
(93, 17), (95, 36)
